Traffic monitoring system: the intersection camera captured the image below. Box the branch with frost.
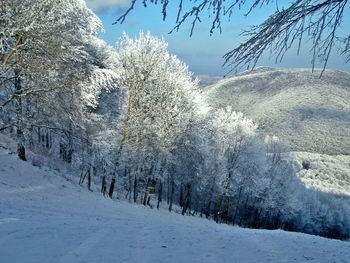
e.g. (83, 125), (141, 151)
(0, 86), (65, 110)
(0, 122), (16, 131)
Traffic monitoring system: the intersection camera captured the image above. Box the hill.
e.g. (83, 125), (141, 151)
(0, 140), (349, 262)
(204, 68), (350, 155)
(290, 151), (350, 196)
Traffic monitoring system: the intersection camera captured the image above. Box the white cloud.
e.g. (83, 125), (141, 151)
(85, 0), (129, 12)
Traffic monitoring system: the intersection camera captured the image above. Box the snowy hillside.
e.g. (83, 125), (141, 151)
(197, 75), (223, 88)
(291, 152), (350, 196)
(1, 146), (350, 263)
(204, 68), (350, 155)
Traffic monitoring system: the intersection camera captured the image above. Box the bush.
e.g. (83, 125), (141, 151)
(302, 160), (311, 170)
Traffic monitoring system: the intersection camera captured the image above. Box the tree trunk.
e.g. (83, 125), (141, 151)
(79, 169), (88, 185)
(37, 127), (41, 144)
(143, 177), (150, 206)
(167, 175), (170, 205)
(147, 195), (151, 207)
(125, 167), (132, 201)
(204, 200), (211, 219)
(179, 184), (184, 207)
(101, 176), (107, 196)
(157, 182), (163, 209)
(143, 191), (148, 206)
(45, 131), (49, 150)
(168, 176), (174, 212)
(87, 171), (92, 191)
(17, 143), (26, 161)
(252, 207), (262, 228)
(239, 195), (250, 227)
(28, 126), (34, 151)
(214, 195), (223, 223)
(108, 178), (115, 198)
(181, 183), (192, 215)
(14, 69), (26, 161)
(133, 174), (138, 203)
(222, 195), (232, 224)
(204, 187), (215, 219)
(232, 187), (242, 224)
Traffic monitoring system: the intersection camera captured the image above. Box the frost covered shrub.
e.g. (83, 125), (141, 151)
(302, 160), (311, 170)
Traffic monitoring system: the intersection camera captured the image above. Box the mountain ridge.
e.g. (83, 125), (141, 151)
(204, 67), (350, 155)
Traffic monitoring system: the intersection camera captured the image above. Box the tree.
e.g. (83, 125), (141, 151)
(0, 0), (111, 161)
(210, 107), (264, 223)
(114, 32), (205, 205)
(115, 0), (349, 75)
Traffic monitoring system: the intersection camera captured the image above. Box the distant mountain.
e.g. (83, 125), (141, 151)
(196, 75), (222, 88)
(204, 67), (350, 155)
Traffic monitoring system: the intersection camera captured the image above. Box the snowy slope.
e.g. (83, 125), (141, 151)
(197, 75), (222, 88)
(1, 147), (350, 263)
(204, 68), (350, 155)
(291, 152), (350, 196)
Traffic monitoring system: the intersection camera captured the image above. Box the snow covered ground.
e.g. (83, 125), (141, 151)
(291, 152), (350, 196)
(1, 147), (350, 263)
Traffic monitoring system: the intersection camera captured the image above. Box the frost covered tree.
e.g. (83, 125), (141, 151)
(56, 39), (119, 182)
(208, 107), (268, 223)
(115, 0), (349, 74)
(114, 32), (206, 205)
(0, 0), (117, 162)
(169, 111), (209, 213)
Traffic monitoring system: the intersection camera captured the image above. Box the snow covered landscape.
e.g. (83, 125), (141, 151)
(203, 67), (350, 198)
(1, 145), (350, 263)
(1, 0), (350, 262)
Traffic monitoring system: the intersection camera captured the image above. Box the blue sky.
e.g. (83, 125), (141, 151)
(86, 0), (350, 76)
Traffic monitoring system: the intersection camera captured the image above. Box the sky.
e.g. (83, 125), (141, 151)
(85, 0), (350, 76)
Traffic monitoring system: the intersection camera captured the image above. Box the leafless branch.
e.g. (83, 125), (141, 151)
(0, 122), (15, 131)
(1, 86), (61, 110)
(223, 0), (348, 76)
(113, 0), (137, 24)
(114, 0), (349, 75)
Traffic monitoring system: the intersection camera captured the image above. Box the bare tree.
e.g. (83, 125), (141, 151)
(114, 0), (349, 75)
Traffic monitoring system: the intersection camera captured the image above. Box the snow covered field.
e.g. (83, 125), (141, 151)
(1, 148), (350, 263)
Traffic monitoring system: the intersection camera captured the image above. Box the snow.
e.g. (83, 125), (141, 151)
(1, 147), (350, 263)
(197, 75), (222, 88)
(291, 152), (350, 196)
(204, 67), (350, 155)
